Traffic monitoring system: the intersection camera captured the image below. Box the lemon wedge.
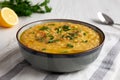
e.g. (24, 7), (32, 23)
(0, 7), (19, 28)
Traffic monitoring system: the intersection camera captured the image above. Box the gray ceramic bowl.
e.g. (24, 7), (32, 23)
(16, 19), (105, 72)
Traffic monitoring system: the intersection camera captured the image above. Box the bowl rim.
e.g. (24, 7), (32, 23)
(16, 19), (105, 57)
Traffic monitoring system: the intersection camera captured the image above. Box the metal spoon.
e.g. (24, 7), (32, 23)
(97, 12), (120, 26)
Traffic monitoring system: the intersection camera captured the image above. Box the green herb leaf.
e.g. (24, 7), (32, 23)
(83, 32), (87, 36)
(63, 32), (78, 40)
(47, 39), (59, 43)
(82, 40), (88, 43)
(31, 4), (40, 12)
(45, 5), (52, 12)
(10, 0), (14, 3)
(48, 34), (54, 40)
(55, 27), (62, 34)
(66, 44), (74, 48)
(68, 33), (76, 39)
(62, 25), (71, 31)
(41, 48), (46, 51)
(0, 0), (52, 16)
(40, 26), (49, 30)
(40, 0), (50, 6)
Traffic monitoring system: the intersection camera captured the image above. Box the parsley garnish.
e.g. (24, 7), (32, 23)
(41, 48), (46, 51)
(47, 34), (54, 40)
(82, 40), (88, 43)
(66, 44), (74, 48)
(0, 0), (52, 16)
(62, 25), (71, 31)
(47, 39), (59, 43)
(83, 32), (87, 36)
(62, 32), (79, 40)
(55, 27), (62, 34)
(40, 26), (49, 30)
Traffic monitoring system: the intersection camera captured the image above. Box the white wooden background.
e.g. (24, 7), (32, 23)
(0, 0), (120, 80)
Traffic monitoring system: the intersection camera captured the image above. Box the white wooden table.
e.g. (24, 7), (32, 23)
(0, 0), (120, 80)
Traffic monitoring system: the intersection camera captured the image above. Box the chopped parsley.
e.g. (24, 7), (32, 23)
(62, 25), (71, 31)
(83, 32), (87, 36)
(66, 43), (74, 48)
(41, 48), (46, 51)
(55, 27), (62, 34)
(82, 40), (88, 43)
(62, 32), (79, 40)
(47, 34), (57, 43)
(39, 26), (49, 30)
(48, 34), (54, 40)
(47, 39), (59, 43)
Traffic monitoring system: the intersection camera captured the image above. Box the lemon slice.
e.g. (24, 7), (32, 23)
(0, 7), (19, 28)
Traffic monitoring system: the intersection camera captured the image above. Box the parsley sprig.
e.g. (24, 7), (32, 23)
(0, 0), (52, 16)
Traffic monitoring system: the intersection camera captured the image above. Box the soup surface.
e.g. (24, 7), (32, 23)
(20, 22), (101, 54)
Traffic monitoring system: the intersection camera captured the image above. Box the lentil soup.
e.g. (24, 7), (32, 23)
(20, 22), (101, 54)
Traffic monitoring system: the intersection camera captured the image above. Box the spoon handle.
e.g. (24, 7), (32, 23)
(115, 23), (120, 26)
(112, 24), (120, 31)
